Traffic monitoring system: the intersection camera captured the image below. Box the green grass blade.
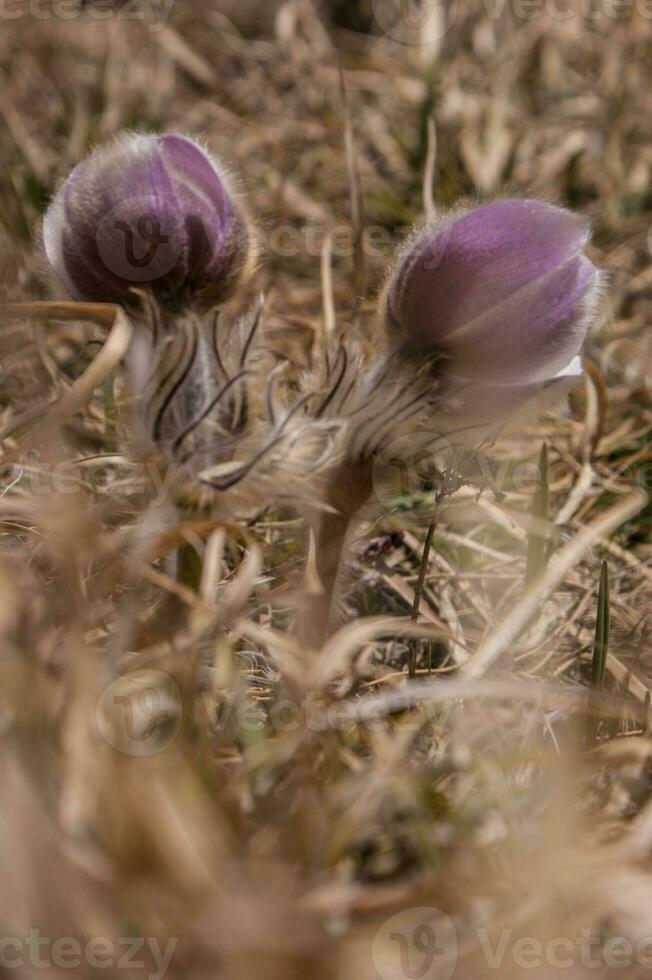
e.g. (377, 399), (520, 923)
(525, 443), (549, 587)
(588, 560), (610, 745)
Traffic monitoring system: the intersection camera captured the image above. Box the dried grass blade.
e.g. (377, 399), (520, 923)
(525, 442), (550, 586)
(312, 616), (443, 689)
(463, 491), (646, 680)
(0, 302), (132, 464)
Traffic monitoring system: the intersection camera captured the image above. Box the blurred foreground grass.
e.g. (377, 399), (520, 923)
(0, 2), (650, 978)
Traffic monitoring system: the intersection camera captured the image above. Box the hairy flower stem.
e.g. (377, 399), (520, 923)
(296, 461), (374, 649)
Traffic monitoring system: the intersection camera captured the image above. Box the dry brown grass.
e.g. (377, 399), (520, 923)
(0, 2), (651, 977)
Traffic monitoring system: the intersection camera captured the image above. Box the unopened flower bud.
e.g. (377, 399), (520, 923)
(43, 132), (250, 308)
(386, 199), (601, 397)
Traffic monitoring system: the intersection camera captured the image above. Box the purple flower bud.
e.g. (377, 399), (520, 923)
(43, 133), (250, 308)
(386, 200), (600, 389)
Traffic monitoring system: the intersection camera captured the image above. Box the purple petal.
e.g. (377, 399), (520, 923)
(449, 255), (599, 383)
(387, 199), (599, 385)
(157, 134), (248, 287)
(43, 133), (249, 306)
(435, 354), (585, 438)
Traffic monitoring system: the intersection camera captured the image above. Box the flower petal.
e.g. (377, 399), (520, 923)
(43, 133), (249, 307)
(387, 198), (600, 388)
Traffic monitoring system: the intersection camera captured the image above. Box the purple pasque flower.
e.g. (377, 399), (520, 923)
(43, 132), (250, 308)
(386, 199), (600, 401)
